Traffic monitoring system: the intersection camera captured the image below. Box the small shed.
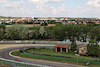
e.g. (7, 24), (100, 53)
(55, 45), (69, 53)
(78, 44), (87, 55)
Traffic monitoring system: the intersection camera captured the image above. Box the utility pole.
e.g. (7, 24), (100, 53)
(75, 54), (80, 67)
(74, 51), (80, 67)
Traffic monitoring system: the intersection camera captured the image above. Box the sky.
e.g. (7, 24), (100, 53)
(0, 0), (100, 18)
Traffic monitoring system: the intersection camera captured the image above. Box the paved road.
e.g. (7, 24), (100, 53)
(0, 46), (87, 67)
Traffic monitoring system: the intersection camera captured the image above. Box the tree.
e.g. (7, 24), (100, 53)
(90, 26), (100, 41)
(39, 26), (45, 36)
(87, 40), (99, 57)
(45, 26), (54, 39)
(52, 25), (66, 41)
(41, 22), (48, 26)
(65, 24), (81, 51)
(5, 24), (28, 40)
(39, 26), (46, 39)
(0, 24), (6, 40)
(80, 25), (91, 42)
(32, 28), (40, 39)
(97, 35), (100, 42)
(86, 22), (96, 27)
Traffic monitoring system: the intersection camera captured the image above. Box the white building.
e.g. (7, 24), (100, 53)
(5, 21), (11, 23)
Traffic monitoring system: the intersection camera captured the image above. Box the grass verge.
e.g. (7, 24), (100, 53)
(26, 48), (100, 61)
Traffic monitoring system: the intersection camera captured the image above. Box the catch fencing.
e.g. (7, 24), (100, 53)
(0, 58), (52, 67)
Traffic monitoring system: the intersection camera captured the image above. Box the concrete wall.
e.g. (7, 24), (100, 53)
(0, 40), (89, 45)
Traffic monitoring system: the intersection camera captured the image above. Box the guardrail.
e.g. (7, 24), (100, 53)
(0, 58), (52, 67)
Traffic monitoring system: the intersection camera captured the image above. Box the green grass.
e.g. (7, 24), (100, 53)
(27, 48), (75, 55)
(26, 48), (100, 61)
(6, 25), (12, 28)
(12, 50), (100, 67)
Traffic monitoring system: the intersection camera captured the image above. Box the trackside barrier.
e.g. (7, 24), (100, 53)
(0, 58), (52, 67)
(0, 40), (90, 45)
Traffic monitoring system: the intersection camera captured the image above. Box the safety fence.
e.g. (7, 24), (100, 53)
(0, 58), (52, 67)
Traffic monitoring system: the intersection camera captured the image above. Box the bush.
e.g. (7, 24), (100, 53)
(98, 50), (100, 57)
(87, 40), (99, 57)
(32, 42), (36, 44)
(71, 44), (77, 52)
(41, 22), (48, 26)
(0, 24), (6, 40)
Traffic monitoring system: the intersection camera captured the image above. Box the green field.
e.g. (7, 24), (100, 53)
(26, 48), (100, 61)
(27, 48), (75, 55)
(6, 25), (12, 28)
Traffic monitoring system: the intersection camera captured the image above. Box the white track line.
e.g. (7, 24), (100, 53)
(9, 49), (21, 58)
(8, 49), (52, 67)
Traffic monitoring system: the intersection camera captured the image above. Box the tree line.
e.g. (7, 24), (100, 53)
(0, 23), (100, 51)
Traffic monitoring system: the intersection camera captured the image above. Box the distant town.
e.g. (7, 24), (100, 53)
(0, 16), (100, 26)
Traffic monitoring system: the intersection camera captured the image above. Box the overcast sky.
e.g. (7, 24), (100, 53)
(0, 0), (100, 18)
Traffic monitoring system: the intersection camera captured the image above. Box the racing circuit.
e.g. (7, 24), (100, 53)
(0, 44), (87, 67)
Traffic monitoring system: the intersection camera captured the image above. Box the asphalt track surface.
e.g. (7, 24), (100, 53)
(0, 46), (87, 67)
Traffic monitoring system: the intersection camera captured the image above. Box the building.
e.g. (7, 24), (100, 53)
(78, 44), (87, 55)
(83, 22), (86, 25)
(17, 19), (23, 22)
(22, 18), (34, 22)
(10, 19), (16, 22)
(55, 45), (69, 53)
(94, 21), (100, 24)
(5, 21), (11, 24)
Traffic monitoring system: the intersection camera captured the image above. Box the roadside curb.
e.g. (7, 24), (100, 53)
(8, 49), (51, 67)
(9, 49), (21, 59)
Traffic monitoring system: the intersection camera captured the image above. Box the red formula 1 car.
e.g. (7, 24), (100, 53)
(16, 59), (21, 62)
